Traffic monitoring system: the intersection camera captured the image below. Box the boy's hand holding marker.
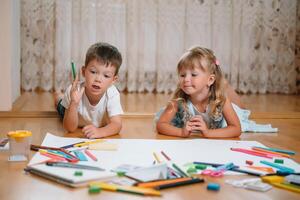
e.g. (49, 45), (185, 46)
(70, 65), (85, 107)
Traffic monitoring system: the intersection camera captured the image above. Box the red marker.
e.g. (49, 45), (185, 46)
(84, 149), (98, 161)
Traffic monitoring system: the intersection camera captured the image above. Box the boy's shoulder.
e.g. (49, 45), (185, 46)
(106, 85), (120, 98)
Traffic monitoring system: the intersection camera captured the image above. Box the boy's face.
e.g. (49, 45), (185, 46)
(82, 59), (117, 97)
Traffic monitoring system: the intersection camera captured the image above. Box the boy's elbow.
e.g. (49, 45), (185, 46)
(63, 122), (77, 132)
(116, 122), (122, 133)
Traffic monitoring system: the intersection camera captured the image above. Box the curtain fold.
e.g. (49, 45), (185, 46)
(21, 0), (299, 94)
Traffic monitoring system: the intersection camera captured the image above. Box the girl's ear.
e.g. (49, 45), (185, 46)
(208, 74), (216, 87)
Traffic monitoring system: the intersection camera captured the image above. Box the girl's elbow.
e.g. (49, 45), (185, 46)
(156, 123), (165, 135)
(234, 125), (242, 137)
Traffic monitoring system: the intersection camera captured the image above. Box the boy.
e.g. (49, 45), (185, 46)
(56, 42), (123, 138)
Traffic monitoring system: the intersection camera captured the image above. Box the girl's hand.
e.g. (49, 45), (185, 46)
(189, 115), (209, 135)
(82, 124), (101, 139)
(181, 121), (193, 137)
(70, 73), (85, 105)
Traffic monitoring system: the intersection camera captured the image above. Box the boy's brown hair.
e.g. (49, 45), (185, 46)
(85, 42), (122, 75)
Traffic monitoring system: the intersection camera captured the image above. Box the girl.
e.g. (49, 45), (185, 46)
(156, 46), (241, 138)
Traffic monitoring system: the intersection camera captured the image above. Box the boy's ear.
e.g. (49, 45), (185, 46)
(112, 75), (118, 84)
(208, 74), (216, 87)
(81, 66), (86, 77)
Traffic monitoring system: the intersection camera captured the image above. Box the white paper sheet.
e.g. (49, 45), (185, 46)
(28, 133), (300, 185)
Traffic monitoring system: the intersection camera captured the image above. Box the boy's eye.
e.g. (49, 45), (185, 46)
(104, 74), (111, 78)
(191, 73), (198, 77)
(180, 74), (186, 77)
(90, 70), (97, 74)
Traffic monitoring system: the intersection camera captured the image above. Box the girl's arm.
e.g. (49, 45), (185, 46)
(82, 115), (122, 138)
(202, 97), (241, 138)
(156, 101), (191, 137)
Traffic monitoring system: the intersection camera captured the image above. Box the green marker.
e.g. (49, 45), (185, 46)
(71, 61), (76, 80)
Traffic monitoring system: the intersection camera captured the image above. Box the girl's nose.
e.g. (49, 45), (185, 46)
(184, 75), (191, 82)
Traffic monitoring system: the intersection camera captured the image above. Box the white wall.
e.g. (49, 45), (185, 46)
(0, 0), (20, 111)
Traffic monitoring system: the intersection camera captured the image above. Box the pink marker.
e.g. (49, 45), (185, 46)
(84, 149), (97, 161)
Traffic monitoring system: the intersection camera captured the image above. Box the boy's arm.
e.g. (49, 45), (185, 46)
(63, 101), (80, 132)
(201, 98), (241, 138)
(156, 101), (191, 137)
(62, 76), (85, 132)
(83, 115), (122, 138)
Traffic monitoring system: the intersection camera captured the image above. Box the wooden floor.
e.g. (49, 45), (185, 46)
(7, 91), (300, 114)
(0, 92), (300, 200)
(1, 92), (300, 154)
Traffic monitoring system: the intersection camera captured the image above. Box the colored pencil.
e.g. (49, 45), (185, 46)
(137, 177), (192, 188)
(154, 178), (204, 190)
(161, 151), (171, 161)
(60, 142), (84, 149)
(89, 182), (161, 196)
(193, 161), (262, 176)
(39, 151), (67, 162)
(254, 146), (295, 155)
(153, 152), (161, 163)
(46, 162), (105, 171)
(161, 151), (189, 177)
(260, 160), (295, 173)
(31, 144), (63, 151)
(252, 147), (291, 158)
(74, 139), (104, 147)
(231, 148), (274, 159)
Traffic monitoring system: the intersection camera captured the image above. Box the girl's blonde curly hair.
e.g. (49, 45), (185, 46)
(173, 46), (226, 120)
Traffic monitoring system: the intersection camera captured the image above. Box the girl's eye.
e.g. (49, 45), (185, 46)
(180, 74), (186, 78)
(104, 74), (111, 78)
(191, 73), (198, 77)
(90, 70), (97, 74)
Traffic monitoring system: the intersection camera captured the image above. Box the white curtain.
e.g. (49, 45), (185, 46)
(21, 0), (299, 93)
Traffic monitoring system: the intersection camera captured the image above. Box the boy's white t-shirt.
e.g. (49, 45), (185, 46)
(61, 84), (123, 128)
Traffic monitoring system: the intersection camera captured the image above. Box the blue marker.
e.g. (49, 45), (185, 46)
(74, 150), (88, 161)
(215, 162), (235, 171)
(260, 160), (295, 173)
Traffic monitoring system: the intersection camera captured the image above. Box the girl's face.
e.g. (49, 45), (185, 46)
(178, 66), (215, 97)
(82, 59), (117, 98)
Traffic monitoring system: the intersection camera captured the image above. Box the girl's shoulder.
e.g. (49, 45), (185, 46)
(165, 99), (186, 111)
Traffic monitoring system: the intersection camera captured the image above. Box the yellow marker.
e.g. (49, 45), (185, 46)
(74, 139), (104, 147)
(89, 182), (161, 196)
(261, 175), (284, 183)
(153, 152), (161, 163)
(38, 149), (48, 154)
(261, 175), (300, 193)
